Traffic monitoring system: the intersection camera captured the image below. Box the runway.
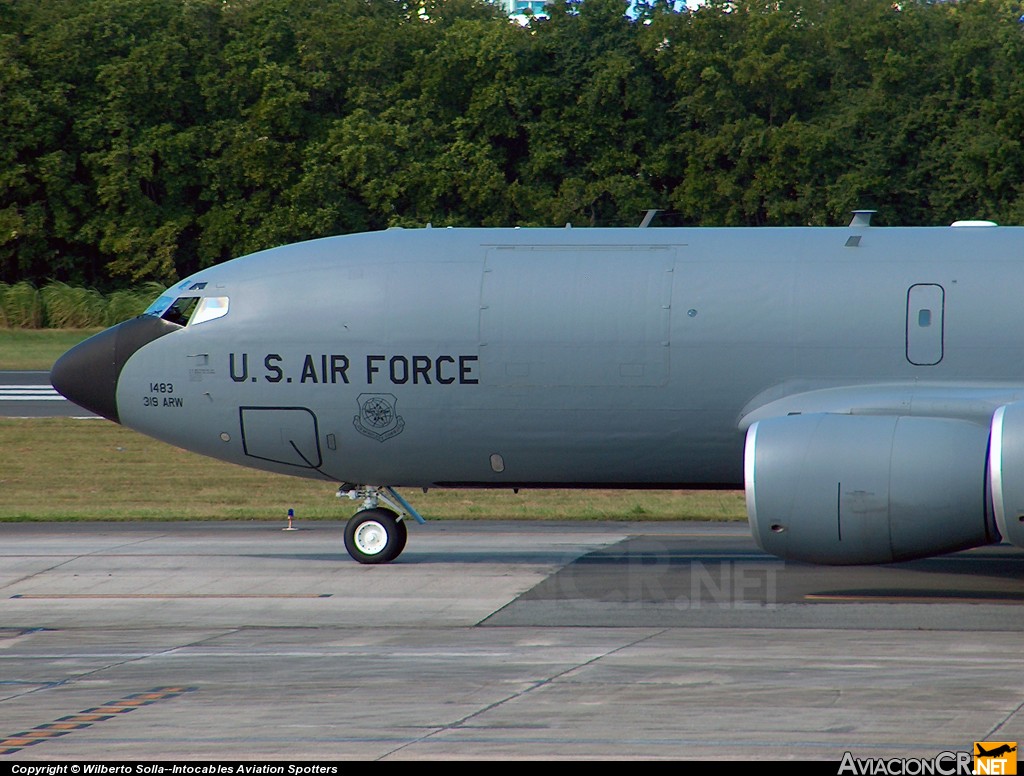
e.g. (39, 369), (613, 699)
(0, 371), (94, 418)
(1, 520), (1022, 760)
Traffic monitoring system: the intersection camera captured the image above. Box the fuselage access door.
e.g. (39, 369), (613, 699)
(906, 283), (945, 366)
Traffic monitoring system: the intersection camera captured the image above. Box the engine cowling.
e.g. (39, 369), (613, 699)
(988, 402), (1024, 550)
(745, 413), (997, 564)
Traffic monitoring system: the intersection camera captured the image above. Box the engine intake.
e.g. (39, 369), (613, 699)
(988, 402), (1024, 550)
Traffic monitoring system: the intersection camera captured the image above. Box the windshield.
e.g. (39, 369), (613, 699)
(144, 295), (175, 318)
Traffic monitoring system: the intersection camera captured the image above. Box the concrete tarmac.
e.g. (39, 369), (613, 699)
(1, 520), (1022, 761)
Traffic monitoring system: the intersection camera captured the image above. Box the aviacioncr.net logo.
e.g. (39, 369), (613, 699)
(838, 751), (973, 775)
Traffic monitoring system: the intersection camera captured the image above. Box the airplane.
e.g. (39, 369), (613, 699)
(50, 213), (1024, 565)
(976, 744), (1017, 758)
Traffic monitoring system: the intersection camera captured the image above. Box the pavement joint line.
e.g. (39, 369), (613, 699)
(9, 593), (334, 599)
(0, 686), (198, 756)
(0, 536), (183, 593)
(377, 626), (671, 760)
(804, 593), (1024, 603)
(982, 694), (1024, 741)
(1, 533), (180, 594)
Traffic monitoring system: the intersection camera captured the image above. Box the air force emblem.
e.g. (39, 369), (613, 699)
(353, 393), (405, 442)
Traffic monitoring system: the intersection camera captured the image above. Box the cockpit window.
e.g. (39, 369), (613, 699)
(161, 297), (199, 326)
(144, 295), (175, 318)
(144, 292), (229, 327)
(191, 296), (230, 325)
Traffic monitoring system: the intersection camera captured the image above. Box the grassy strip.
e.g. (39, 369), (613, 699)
(0, 418), (746, 521)
(0, 282), (161, 329)
(0, 328), (100, 370)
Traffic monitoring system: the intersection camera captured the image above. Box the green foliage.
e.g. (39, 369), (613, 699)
(104, 282), (164, 326)
(0, 281), (161, 328)
(40, 282), (105, 328)
(3, 0), (1024, 289)
(0, 281), (42, 327)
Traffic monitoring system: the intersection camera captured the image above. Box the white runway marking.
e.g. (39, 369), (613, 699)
(0, 385), (64, 401)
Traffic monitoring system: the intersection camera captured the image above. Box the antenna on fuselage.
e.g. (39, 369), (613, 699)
(639, 209), (661, 228)
(849, 210), (876, 227)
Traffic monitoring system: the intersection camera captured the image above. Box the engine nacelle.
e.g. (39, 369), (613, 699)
(988, 402), (1024, 550)
(745, 414), (996, 564)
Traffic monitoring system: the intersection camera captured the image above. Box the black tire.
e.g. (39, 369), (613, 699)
(344, 508), (407, 564)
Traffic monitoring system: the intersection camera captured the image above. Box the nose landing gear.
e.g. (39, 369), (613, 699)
(337, 486), (425, 564)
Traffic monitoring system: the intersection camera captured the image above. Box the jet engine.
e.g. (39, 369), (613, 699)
(988, 401), (1024, 550)
(745, 413), (997, 564)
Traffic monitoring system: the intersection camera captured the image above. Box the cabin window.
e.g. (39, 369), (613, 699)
(191, 296), (230, 326)
(918, 309), (932, 327)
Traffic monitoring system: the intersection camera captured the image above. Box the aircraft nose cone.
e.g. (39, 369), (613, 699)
(50, 316), (179, 422)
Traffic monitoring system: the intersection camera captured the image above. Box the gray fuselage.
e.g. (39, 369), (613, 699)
(102, 225), (1024, 490)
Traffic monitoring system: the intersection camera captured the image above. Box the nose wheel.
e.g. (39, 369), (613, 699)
(344, 508), (408, 564)
(338, 486), (424, 564)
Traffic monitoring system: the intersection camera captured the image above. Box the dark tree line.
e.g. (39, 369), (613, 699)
(3, 0), (1024, 288)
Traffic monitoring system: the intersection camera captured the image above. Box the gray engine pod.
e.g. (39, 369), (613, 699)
(745, 413), (994, 564)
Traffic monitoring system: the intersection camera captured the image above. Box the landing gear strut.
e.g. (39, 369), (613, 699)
(337, 486), (425, 564)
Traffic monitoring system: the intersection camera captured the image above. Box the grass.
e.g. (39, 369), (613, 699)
(0, 418), (747, 522)
(0, 281), (161, 329)
(0, 328), (100, 370)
